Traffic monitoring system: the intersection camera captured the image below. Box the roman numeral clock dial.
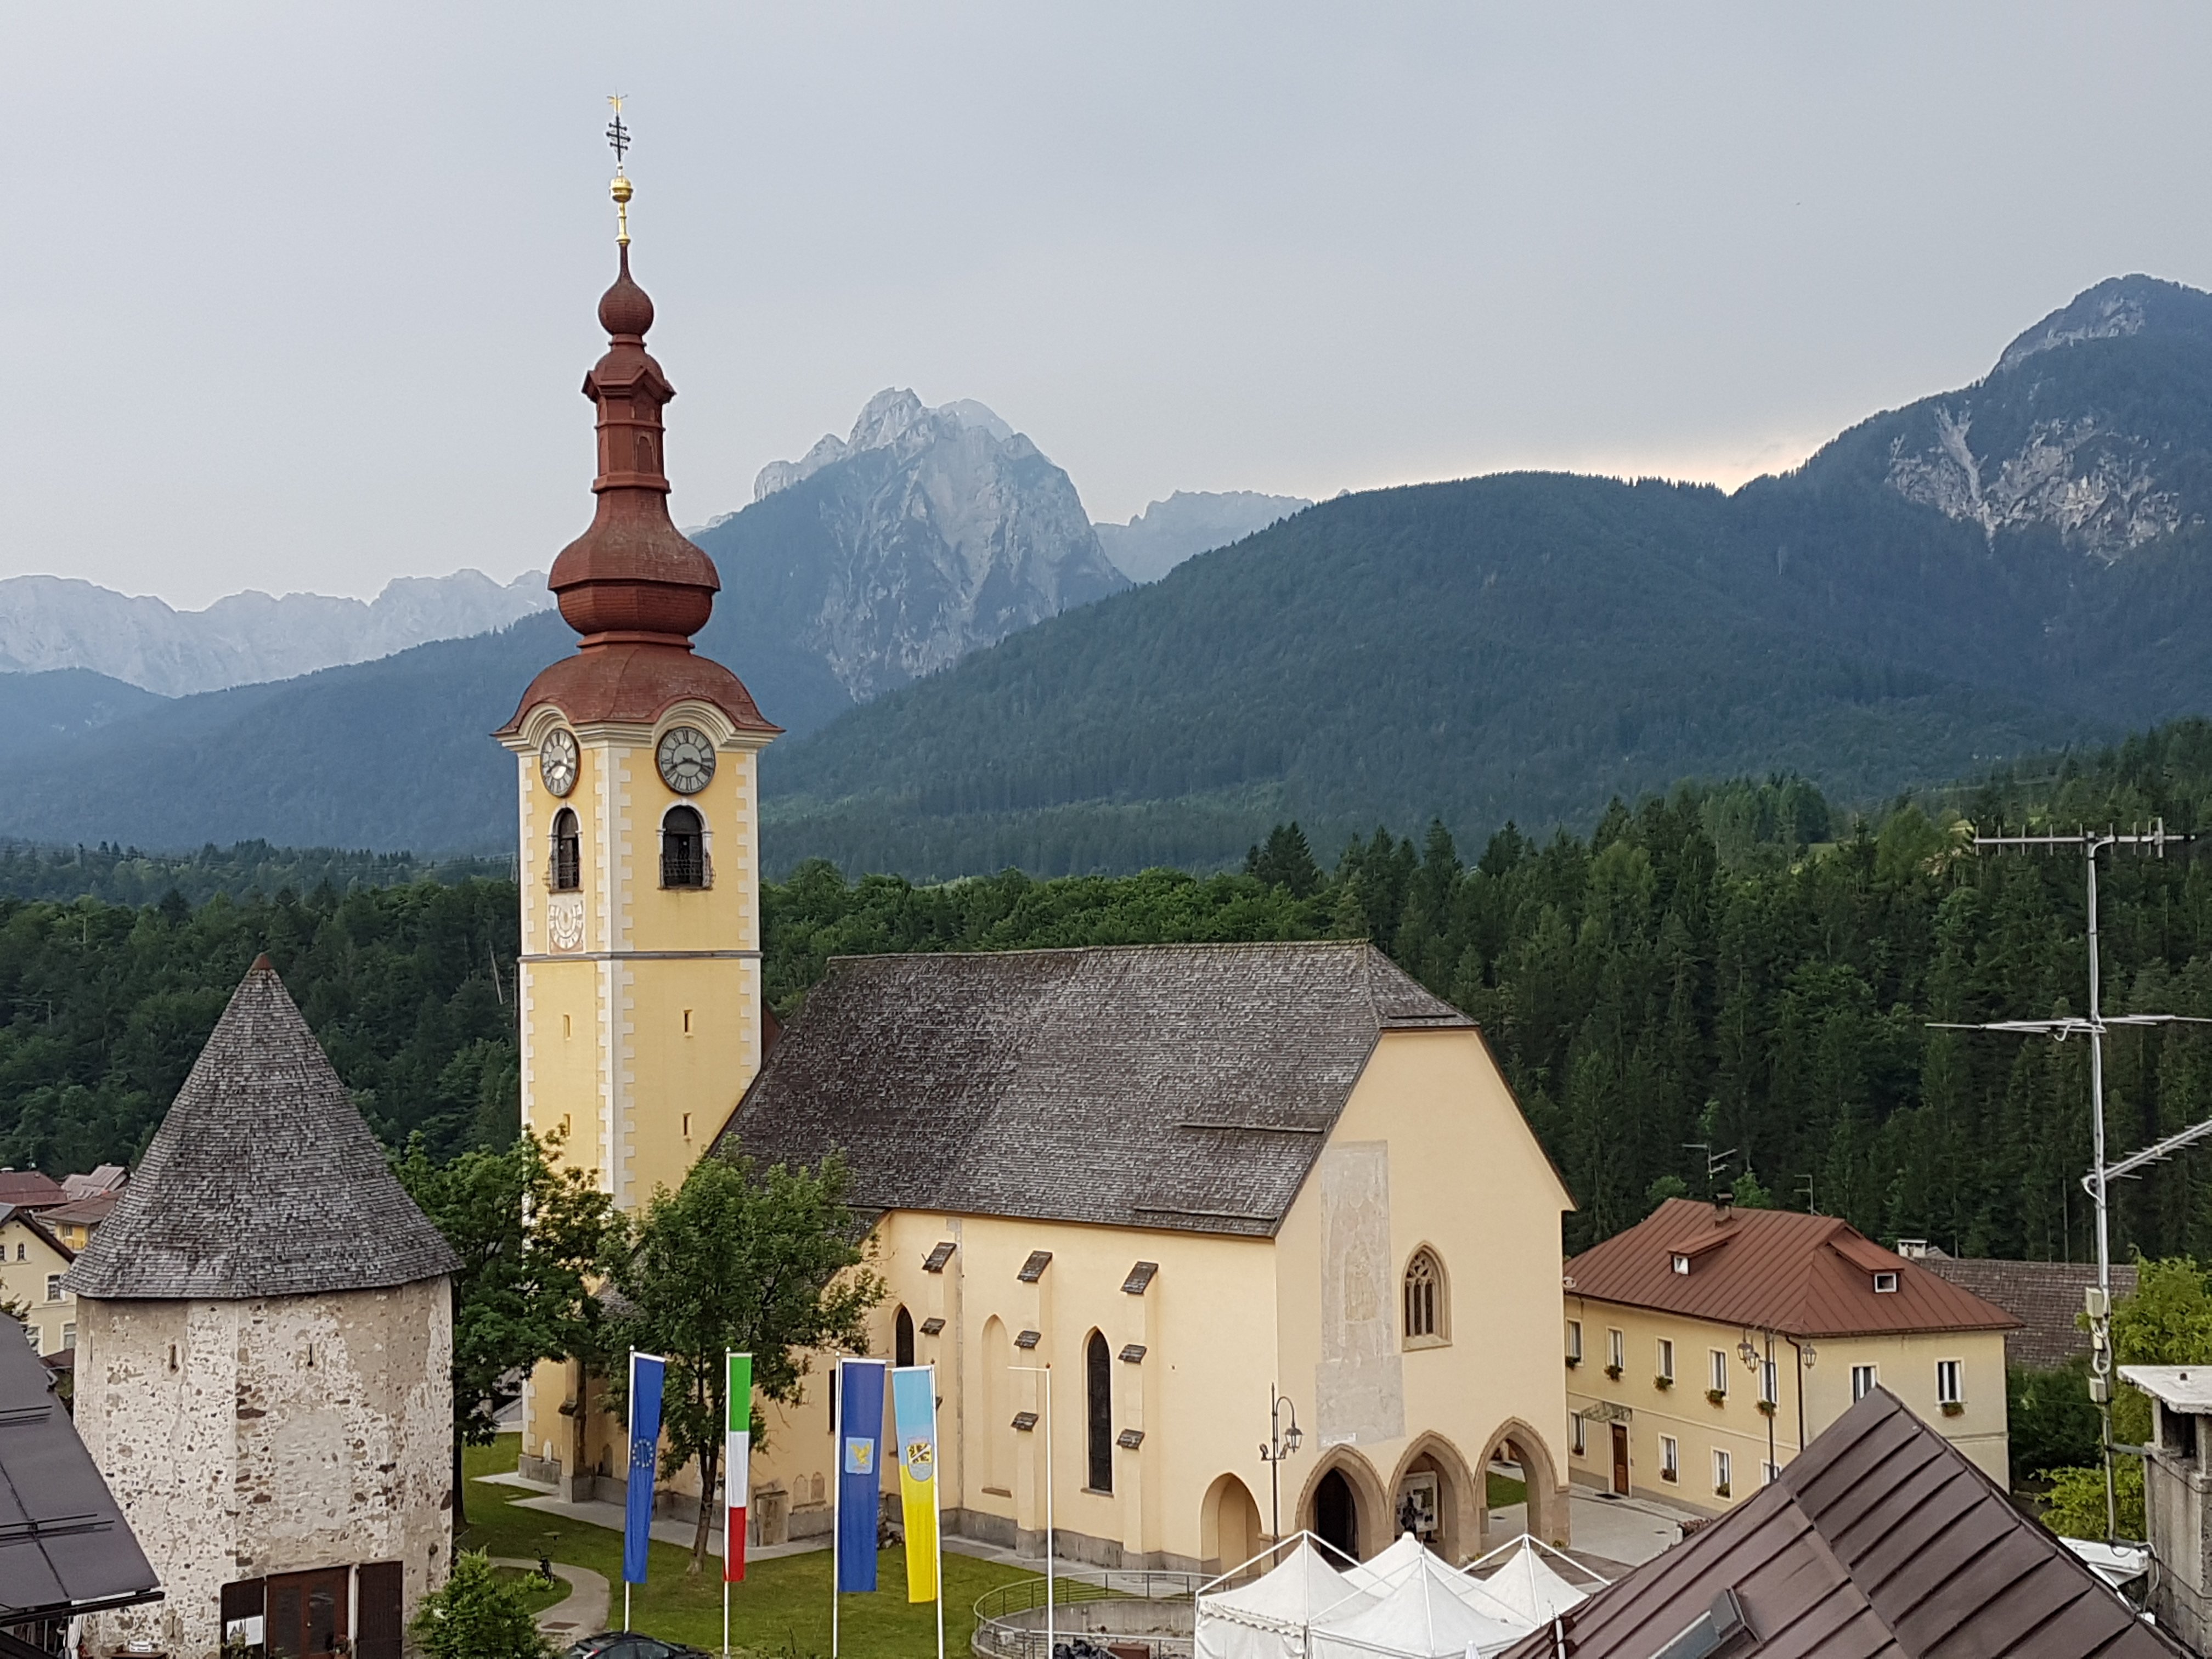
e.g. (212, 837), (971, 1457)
(538, 729), (579, 797)
(656, 725), (716, 794)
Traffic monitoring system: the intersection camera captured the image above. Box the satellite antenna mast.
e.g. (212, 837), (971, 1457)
(1931, 819), (2211, 1542)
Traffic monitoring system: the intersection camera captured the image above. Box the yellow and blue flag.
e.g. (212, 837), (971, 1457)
(891, 1364), (939, 1602)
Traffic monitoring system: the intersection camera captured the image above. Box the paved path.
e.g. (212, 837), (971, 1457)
(489, 1558), (610, 1642)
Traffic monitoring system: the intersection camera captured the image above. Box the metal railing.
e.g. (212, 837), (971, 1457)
(972, 1570), (1202, 1659)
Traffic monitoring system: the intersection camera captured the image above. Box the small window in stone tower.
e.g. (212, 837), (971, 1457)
(661, 806), (707, 888)
(1402, 1248), (1447, 1346)
(551, 808), (581, 891)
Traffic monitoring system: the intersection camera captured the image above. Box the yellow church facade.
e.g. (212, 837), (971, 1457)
(713, 944), (1579, 1571)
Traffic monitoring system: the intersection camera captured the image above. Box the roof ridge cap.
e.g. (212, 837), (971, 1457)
(823, 939), (1369, 964)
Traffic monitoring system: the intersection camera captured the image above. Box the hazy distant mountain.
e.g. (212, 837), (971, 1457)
(1093, 490), (1313, 582)
(710, 388), (1129, 701)
(10, 277), (2212, 867)
(0, 570), (554, 696)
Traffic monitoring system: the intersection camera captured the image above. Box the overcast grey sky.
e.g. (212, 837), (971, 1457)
(8, 3), (2211, 608)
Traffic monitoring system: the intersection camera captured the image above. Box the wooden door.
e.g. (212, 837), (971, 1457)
(265, 1567), (350, 1658)
(355, 1562), (403, 1659)
(1610, 1424), (1629, 1496)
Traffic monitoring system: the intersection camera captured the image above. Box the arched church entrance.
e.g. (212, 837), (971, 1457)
(1200, 1473), (1265, 1576)
(1314, 1470), (1358, 1561)
(1296, 1449), (1389, 1563)
(1473, 1420), (1567, 1549)
(1386, 1433), (1480, 1563)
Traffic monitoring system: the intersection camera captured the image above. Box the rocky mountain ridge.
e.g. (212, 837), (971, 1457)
(1866, 275), (2212, 561)
(705, 388), (1127, 701)
(0, 569), (554, 696)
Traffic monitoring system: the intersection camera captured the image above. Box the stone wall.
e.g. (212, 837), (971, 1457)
(74, 1278), (453, 1659)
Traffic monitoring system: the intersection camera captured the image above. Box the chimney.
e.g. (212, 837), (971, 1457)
(1712, 1193), (1734, 1221)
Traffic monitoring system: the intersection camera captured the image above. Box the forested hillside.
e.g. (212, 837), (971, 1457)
(12, 721), (2212, 1263)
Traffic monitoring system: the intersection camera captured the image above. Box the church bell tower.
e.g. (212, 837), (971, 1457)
(495, 143), (778, 1214)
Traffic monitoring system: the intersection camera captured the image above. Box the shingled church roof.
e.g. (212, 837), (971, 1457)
(64, 957), (458, 1300)
(714, 941), (1474, 1238)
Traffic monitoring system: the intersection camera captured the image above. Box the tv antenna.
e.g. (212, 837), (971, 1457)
(1930, 819), (2210, 1542)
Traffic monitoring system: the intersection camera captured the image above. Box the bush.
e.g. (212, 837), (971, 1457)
(2008, 1356), (2102, 1482)
(2042, 1459), (2145, 1542)
(410, 1551), (549, 1659)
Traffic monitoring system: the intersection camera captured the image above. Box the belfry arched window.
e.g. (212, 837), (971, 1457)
(550, 809), (581, 891)
(661, 806), (708, 889)
(1086, 1330), (1114, 1493)
(1403, 1248), (1449, 1346)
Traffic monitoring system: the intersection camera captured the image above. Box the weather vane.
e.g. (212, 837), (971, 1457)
(606, 93), (633, 245)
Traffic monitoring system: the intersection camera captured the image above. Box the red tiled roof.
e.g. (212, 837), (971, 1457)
(1499, 1389), (2178, 1659)
(0, 1173), (66, 1210)
(1565, 1199), (2019, 1339)
(1918, 1256), (2135, 1370)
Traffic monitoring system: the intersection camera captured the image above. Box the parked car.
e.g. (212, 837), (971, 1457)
(565, 1634), (710, 1659)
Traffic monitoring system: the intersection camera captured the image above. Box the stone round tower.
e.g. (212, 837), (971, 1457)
(63, 956), (459, 1659)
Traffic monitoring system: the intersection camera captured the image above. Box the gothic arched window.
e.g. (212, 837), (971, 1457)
(661, 806), (707, 889)
(895, 1306), (915, 1369)
(1086, 1330), (1113, 1493)
(1403, 1248), (1448, 1346)
(551, 808), (581, 891)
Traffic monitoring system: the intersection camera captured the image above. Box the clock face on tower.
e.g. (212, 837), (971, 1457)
(656, 725), (717, 794)
(539, 729), (579, 797)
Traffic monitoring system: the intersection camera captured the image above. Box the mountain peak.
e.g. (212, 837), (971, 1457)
(755, 390), (1029, 501)
(1994, 273), (2212, 375)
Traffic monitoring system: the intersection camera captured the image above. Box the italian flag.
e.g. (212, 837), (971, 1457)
(725, 1352), (752, 1582)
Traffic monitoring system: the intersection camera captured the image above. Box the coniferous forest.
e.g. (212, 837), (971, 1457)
(9, 721), (2212, 1260)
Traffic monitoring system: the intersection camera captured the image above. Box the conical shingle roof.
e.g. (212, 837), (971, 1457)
(64, 958), (458, 1300)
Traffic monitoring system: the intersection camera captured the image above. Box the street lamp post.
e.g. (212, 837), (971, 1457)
(1258, 1386), (1304, 1544)
(1013, 1364), (1054, 1659)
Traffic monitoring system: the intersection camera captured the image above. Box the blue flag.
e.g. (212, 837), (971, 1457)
(625, 1351), (666, 1586)
(836, 1357), (887, 1593)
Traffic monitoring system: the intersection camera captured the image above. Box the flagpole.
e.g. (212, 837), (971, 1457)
(933, 1363), (945, 1659)
(831, 1358), (842, 1659)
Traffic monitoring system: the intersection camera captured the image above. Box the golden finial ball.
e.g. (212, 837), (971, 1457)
(611, 176), (634, 205)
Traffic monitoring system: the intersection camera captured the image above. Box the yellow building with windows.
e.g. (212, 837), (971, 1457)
(0, 1205), (76, 1359)
(1561, 1198), (2016, 1511)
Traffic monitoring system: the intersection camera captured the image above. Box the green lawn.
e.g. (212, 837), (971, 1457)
(1485, 1470), (1527, 1509)
(494, 1565), (574, 1618)
(459, 1436), (1032, 1658)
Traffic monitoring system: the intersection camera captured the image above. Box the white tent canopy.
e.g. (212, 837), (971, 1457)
(1310, 1550), (1525, 1659)
(1342, 1534), (1429, 1594)
(1197, 1537), (1378, 1659)
(1198, 1531), (1605, 1659)
(1462, 1536), (1596, 1626)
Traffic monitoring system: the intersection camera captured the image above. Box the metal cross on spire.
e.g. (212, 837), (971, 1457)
(606, 93), (631, 171)
(1932, 820), (2212, 1543)
(605, 94), (634, 246)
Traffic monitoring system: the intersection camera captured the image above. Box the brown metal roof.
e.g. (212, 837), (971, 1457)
(1917, 1256), (2135, 1370)
(0, 1175), (65, 1211)
(1565, 1200), (2019, 1339)
(1499, 1389), (2179, 1659)
(0, 1314), (159, 1625)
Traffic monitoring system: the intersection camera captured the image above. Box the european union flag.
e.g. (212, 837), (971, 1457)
(625, 1351), (667, 1586)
